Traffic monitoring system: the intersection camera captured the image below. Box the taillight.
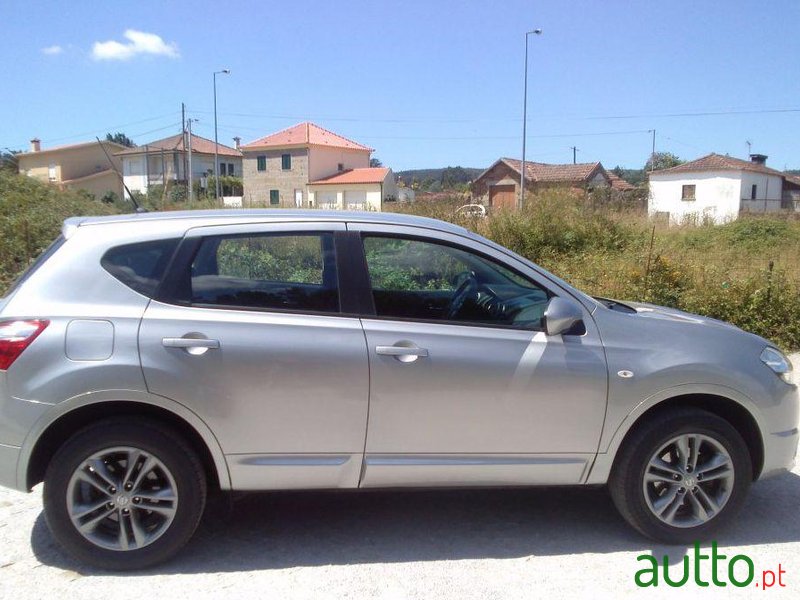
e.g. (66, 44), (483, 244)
(0, 320), (49, 370)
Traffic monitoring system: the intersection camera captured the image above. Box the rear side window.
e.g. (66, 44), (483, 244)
(189, 232), (339, 313)
(101, 239), (179, 298)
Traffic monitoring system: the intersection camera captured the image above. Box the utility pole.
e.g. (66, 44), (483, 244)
(187, 118), (196, 202)
(649, 129), (656, 172)
(570, 146), (579, 164)
(181, 103), (188, 186)
(519, 28), (543, 210)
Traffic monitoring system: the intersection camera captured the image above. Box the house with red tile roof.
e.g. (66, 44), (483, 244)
(307, 167), (397, 210)
(472, 157), (613, 209)
(648, 153), (791, 224)
(240, 122), (396, 209)
(115, 132), (242, 198)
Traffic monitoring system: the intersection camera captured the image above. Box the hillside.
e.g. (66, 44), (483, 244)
(395, 166), (483, 192)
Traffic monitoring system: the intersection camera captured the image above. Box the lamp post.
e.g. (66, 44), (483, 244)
(519, 29), (542, 210)
(213, 69), (231, 200)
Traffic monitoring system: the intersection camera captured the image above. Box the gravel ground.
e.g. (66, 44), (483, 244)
(1, 354), (798, 600)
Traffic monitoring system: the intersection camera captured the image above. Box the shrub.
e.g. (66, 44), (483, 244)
(0, 172), (120, 294)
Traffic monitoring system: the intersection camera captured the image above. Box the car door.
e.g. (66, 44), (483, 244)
(348, 223), (608, 487)
(138, 222), (369, 490)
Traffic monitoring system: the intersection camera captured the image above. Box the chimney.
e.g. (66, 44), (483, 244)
(233, 136), (241, 150)
(749, 153), (768, 165)
(30, 138), (41, 152)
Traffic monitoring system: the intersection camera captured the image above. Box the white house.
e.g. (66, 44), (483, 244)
(116, 132), (242, 198)
(307, 167), (398, 211)
(648, 153), (786, 224)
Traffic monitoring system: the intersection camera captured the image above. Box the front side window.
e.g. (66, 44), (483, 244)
(256, 156), (266, 171)
(681, 184), (696, 201)
(269, 189), (280, 205)
(751, 184), (757, 200)
(362, 236), (550, 330)
(189, 233), (339, 313)
(281, 153), (291, 170)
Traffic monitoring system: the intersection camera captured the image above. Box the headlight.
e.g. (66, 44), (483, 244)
(760, 347), (794, 384)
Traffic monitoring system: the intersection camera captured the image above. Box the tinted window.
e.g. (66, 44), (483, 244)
(101, 239), (179, 297)
(363, 236), (550, 330)
(190, 233), (339, 313)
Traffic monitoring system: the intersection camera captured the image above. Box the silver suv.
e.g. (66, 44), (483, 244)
(0, 210), (796, 569)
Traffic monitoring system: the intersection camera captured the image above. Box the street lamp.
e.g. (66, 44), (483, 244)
(213, 69), (231, 200)
(519, 28), (542, 210)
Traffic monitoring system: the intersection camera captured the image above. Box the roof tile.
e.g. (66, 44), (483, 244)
(241, 122), (372, 151)
(500, 158), (604, 183)
(114, 133), (241, 157)
(651, 153), (784, 177)
(310, 167), (390, 185)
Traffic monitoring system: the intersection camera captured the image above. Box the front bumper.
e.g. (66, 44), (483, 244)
(0, 443), (22, 491)
(760, 427), (799, 479)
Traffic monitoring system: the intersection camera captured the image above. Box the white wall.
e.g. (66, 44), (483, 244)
(648, 171), (742, 224)
(308, 147), (370, 181)
(739, 171), (783, 214)
(308, 183), (383, 211)
(123, 153), (240, 196)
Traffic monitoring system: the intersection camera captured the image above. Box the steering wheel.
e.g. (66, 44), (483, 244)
(447, 271), (478, 319)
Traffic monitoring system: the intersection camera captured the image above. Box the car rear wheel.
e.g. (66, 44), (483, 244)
(43, 419), (206, 570)
(609, 407), (752, 544)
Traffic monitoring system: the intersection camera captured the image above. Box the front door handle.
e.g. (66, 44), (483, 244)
(162, 337), (220, 355)
(375, 344), (429, 363)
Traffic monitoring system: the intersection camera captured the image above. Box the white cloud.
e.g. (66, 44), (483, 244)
(91, 30), (179, 61)
(41, 45), (63, 56)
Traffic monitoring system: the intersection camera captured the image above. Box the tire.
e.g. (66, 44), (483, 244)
(43, 418), (207, 570)
(609, 407), (752, 544)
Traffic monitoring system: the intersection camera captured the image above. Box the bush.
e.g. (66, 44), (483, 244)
(0, 172), (120, 294)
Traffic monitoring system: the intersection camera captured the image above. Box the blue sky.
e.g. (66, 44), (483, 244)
(2, 0), (798, 171)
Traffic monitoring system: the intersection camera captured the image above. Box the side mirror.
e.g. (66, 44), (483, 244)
(544, 297), (584, 336)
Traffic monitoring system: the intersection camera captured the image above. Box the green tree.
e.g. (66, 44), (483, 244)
(645, 152), (683, 172)
(105, 132), (136, 148)
(1, 149), (20, 174)
(369, 157), (383, 168)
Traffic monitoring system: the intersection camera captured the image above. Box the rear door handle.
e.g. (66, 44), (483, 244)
(375, 345), (429, 363)
(162, 337), (220, 355)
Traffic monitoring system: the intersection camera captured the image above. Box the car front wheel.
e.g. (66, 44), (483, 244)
(43, 419), (207, 570)
(609, 407), (752, 544)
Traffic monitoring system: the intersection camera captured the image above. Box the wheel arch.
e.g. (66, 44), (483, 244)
(587, 388), (765, 484)
(20, 392), (231, 491)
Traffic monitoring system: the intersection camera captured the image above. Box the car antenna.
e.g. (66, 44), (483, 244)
(95, 137), (147, 213)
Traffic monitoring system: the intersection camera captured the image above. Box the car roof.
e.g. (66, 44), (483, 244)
(63, 209), (469, 238)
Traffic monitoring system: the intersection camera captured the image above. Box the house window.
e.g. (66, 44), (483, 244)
(227, 163), (235, 176)
(257, 156), (266, 171)
(338, 163), (344, 172)
(681, 184), (696, 201)
(270, 189), (280, 205)
(281, 154), (291, 170)
(48, 163), (57, 182)
(750, 184), (757, 200)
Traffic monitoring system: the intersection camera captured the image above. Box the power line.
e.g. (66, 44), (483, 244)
(188, 106), (800, 124)
(7, 112), (181, 148)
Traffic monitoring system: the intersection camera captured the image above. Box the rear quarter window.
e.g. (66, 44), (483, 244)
(101, 239), (180, 298)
